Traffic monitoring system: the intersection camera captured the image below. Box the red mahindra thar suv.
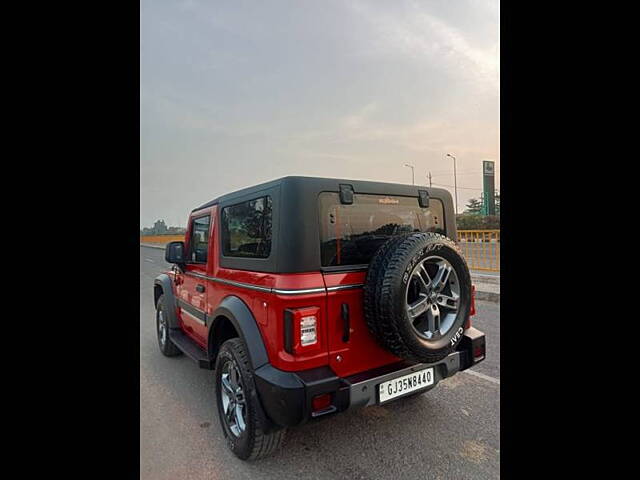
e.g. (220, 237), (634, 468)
(154, 176), (486, 460)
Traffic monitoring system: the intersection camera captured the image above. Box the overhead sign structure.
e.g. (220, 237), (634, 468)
(482, 160), (496, 215)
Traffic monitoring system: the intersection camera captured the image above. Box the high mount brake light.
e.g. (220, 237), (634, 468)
(284, 306), (321, 355)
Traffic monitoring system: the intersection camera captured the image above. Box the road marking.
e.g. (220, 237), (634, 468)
(462, 369), (500, 385)
(145, 259), (154, 263)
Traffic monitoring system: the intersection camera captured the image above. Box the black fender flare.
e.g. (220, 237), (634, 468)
(154, 274), (179, 329)
(209, 295), (269, 370)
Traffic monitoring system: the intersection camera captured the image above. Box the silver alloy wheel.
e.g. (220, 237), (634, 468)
(220, 359), (247, 437)
(158, 310), (167, 348)
(405, 255), (460, 340)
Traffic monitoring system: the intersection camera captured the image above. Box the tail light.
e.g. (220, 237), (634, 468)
(470, 285), (476, 316)
(474, 343), (486, 360)
(300, 314), (317, 346)
(465, 285), (477, 329)
(284, 306), (321, 355)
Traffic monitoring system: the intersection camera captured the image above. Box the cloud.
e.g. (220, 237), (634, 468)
(348, 0), (499, 93)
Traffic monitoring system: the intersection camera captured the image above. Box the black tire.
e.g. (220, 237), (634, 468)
(156, 294), (182, 357)
(363, 233), (471, 364)
(363, 234), (411, 340)
(215, 338), (286, 460)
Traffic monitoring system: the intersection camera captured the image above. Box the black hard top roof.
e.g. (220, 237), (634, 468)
(191, 175), (456, 273)
(193, 175), (449, 212)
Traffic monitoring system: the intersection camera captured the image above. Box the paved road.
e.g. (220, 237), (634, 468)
(140, 246), (500, 479)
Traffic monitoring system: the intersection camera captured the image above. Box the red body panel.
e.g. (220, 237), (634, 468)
(322, 272), (401, 377)
(209, 269), (330, 372)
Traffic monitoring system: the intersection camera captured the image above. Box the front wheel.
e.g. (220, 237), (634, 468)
(215, 338), (285, 460)
(156, 294), (181, 357)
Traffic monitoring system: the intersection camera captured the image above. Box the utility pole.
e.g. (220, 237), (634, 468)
(427, 171), (432, 187)
(404, 163), (415, 185)
(446, 153), (458, 214)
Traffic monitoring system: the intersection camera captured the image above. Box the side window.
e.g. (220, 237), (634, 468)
(187, 215), (211, 263)
(221, 196), (272, 258)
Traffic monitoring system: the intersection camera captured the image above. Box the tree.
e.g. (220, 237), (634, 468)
(464, 197), (483, 215)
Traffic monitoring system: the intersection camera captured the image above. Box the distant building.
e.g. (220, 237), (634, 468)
(140, 220), (186, 236)
(154, 219), (168, 234)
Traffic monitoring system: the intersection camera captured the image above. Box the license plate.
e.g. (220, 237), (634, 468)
(378, 368), (434, 404)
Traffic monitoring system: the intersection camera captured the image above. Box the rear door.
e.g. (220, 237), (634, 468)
(319, 192), (446, 377)
(323, 271), (400, 378)
(176, 213), (211, 346)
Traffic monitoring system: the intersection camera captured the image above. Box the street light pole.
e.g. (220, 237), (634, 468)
(446, 153), (458, 214)
(404, 163), (415, 185)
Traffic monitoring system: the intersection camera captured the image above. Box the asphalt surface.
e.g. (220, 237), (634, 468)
(140, 246), (500, 479)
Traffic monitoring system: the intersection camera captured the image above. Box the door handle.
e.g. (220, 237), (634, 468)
(341, 303), (350, 342)
(196, 284), (205, 293)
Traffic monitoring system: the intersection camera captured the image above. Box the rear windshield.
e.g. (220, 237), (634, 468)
(318, 193), (445, 267)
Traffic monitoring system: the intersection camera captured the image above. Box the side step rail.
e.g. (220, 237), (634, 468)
(168, 328), (214, 369)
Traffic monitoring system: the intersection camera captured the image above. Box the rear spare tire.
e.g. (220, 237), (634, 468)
(363, 233), (471, 364)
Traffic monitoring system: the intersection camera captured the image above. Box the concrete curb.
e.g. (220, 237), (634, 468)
(140, 244), (500, 302)
(474, 290), (500, 303)
(470, 273), (500, 285)
(471, 273), (500, 303)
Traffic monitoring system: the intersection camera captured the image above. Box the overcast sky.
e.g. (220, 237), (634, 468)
(140, 0), (499, 228)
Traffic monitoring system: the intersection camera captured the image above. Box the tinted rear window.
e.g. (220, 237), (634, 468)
(318, 193), (445, 267)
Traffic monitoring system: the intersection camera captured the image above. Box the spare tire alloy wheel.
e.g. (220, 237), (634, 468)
(363, 233), (471, 364)
(406, 256), (460, 341)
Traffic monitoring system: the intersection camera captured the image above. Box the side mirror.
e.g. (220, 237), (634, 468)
(165, 241), (185, 265)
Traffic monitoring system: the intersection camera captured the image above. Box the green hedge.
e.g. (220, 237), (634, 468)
(456, 214), (500, 230)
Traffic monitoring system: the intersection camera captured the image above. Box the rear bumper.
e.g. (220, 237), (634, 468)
(253, 326), (486, 429)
